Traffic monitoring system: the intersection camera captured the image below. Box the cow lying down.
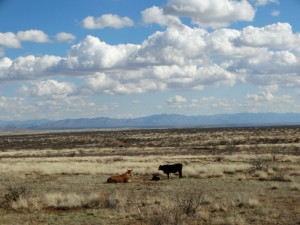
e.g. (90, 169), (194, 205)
(107, 169), (133, 183)
(158, 163), (183, 178)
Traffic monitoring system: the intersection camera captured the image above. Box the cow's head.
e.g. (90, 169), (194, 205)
(158, 165), (162, 170)
(127, 169), (133, 177)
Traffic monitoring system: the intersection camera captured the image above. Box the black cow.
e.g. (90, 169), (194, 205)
(158, 163), (183, 179)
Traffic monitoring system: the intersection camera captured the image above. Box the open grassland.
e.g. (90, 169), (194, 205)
(0, 127), (299, 225)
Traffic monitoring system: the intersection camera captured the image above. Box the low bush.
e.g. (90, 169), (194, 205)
(148, 189), (208, 225)
(249, 155), (272, 172)
(175, 189), (207, 216)
(1, 185), (32, 207)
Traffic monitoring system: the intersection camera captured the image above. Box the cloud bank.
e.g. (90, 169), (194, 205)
(1, 21), (299, 96)
(1, 0), (300, 119)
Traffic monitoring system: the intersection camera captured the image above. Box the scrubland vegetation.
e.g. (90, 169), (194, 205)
(0, 127), (299, 224)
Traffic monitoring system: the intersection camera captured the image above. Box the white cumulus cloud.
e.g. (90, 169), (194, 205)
(135, 26), (207, 65)
(21, 80), (76, 98)
(82, 14), (134, 29)
(142, 6), (182, 27)
(238, 23), (299, 49)
(55, 32), (76, 43)
(0, 96), (35, 119)
(1, 22), (300, 96)
(246, 86), (294, 107)
(0, 57), (13, 70)
(63, 35), (139, 70)
(164, 0), (256, 28)
(167, 95), (187, 104)
(85, 73), (118, 94)
(0, 32), (21, 48)
(85, 72), (166, 95)
(0, 55), (61, 79)
(17, 30), (49, 43)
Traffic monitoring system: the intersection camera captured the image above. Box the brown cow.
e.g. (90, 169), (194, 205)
(107, 169), (133, 183)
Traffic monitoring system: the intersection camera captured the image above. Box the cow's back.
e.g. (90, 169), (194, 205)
(107, 177), (116, 183)
(159, 163), (183, 178)
(163, 163), (182, 172)
(107, 170), (133, 183)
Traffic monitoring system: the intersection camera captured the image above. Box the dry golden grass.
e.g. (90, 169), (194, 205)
(290, 183), (300, 191)
(0, 127), (299, 225)
(0, 154), (272, 181)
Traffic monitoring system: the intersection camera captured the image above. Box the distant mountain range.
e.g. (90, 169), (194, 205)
(1, 113), (300, 130)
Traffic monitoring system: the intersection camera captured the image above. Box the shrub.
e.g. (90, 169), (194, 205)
(270, 175), (292, 182)
(148, 189), (208, 225)
(104, 195), (119, 208)
(175, 189), (207, 216)
(249, 156), (271, 172)
(113, 156), (124, 162)
(148, 205), (184, 225)
(234, 195), (260, 208)
(10, 197), (41, 210)
(2, 185), (32, 207)
(290, 183), (300, 191)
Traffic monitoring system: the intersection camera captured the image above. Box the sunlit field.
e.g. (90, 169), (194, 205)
(0, 127), (299, 225)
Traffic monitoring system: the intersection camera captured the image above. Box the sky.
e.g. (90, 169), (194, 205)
(0, 0), (300, 120)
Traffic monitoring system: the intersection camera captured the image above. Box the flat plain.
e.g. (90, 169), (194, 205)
(0, 127), (299, 225)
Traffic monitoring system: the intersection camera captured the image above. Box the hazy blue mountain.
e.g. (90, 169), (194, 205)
(0, 119), (50, 130)
(1, 113), (300, 130)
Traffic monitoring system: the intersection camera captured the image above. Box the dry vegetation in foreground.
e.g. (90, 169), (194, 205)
(0, 127), (299, 225)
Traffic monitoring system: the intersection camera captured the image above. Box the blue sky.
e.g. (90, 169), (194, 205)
(0, 0), (300, 120)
